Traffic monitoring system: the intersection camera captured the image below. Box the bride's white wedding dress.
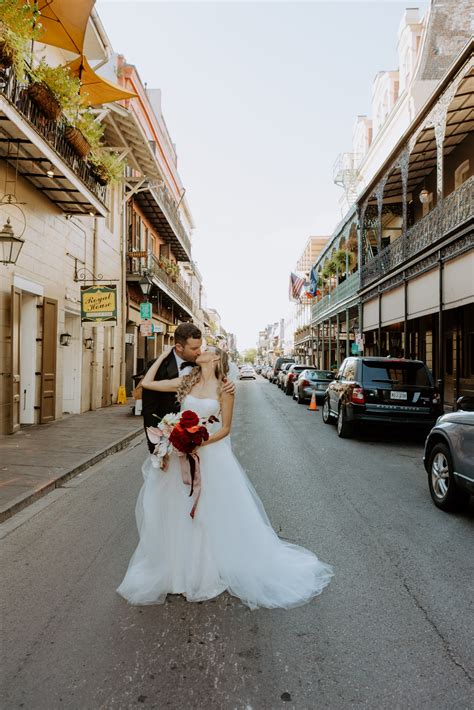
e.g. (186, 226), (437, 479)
(117, 395), (333, 610)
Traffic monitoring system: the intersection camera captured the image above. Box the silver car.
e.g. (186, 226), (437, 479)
(423, 396), (474, 511)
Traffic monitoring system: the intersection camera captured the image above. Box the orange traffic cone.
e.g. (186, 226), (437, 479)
(307, 391), (318, 411)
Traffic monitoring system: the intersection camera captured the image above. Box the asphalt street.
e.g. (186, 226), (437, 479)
(1, 377), (473, 710)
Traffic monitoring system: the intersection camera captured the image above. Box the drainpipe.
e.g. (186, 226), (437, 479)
(120, 186), (128, 388)
(90, 216), (99, 411)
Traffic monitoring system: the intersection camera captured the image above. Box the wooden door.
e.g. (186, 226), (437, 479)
(102, 326), (112, 407)
(10, 286), (21, 433)
(40, 297), (58, 424)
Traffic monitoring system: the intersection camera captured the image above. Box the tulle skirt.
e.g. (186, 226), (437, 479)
(117, 438), (333, 610)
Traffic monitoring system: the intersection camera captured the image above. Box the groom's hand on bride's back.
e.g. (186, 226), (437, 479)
(222, 378), (236, 396)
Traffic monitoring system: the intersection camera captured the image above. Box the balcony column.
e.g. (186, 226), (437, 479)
(399, 149), (409, 258)
(328, 317), (332, 369)
(346, 308), (350, 360)
(336, 313), (341, 368)
(319, 322), (324, 370)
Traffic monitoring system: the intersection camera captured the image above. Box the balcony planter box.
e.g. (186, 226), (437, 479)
(27, 82), (61, 120)
(64, 126), (91, 158)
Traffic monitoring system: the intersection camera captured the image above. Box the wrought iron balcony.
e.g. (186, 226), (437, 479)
(360, 175), (474, 288)
(0, 66), (107, 213)
(311, 271), (360, 322)
(128, 252), (194, 314)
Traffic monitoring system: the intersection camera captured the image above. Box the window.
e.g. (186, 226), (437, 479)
(454, 160), (470, 189)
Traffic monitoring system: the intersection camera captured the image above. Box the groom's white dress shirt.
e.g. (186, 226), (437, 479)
(174, 349), (194, 376)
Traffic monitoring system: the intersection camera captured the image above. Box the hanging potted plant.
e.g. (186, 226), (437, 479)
(28, 59), (80, 121)
(88, 149), (123, 186)
(0, 3), (39, 79)
(64, 109), (103, 159)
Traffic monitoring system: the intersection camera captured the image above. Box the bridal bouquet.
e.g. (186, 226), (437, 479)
(147, 410), (218, 471)
(147, 410), (219, 519)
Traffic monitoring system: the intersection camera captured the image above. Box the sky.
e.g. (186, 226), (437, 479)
(97, 0), (428, 350)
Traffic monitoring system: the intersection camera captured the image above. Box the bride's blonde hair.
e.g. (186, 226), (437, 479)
(176, 346), (230, 403)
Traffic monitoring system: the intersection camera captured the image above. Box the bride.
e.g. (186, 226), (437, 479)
(117, 345), (333, 610)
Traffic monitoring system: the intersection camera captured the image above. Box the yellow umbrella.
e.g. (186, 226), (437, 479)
(67, 55), (137, 106)
(36, 0), (95, 55)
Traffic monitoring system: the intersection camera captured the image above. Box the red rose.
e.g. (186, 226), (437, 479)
(179, 410), (200, 429)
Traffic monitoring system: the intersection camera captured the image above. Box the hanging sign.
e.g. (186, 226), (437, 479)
(153, 323), (164, 334)
(140, 302), (152, 320)
(81, 286), (117, 324)
(140, 322), (153, 336)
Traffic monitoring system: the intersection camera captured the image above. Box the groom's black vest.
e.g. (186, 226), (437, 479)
(142, 350), (181, 453)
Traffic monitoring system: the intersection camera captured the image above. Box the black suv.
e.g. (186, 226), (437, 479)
(322, 357), (443, 438)
(271, 357), (294, 384)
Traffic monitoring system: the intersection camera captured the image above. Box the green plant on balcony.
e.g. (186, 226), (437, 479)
(64, 108), (104, 158)
(28, 59), (81, 120)
(158, 255), (180, 281)
(0, 2), (40, 80)
(88, 148), (122, 185)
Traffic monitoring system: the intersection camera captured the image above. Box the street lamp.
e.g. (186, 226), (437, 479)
(0, 217), (25, 265)
(139, 273), (152, 367)
(139, 273), (152, 299)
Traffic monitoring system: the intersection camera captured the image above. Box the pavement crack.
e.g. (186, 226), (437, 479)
(399, 577), (473, 683)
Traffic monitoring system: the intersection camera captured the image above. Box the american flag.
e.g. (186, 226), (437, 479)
(289, 272), (306, 301)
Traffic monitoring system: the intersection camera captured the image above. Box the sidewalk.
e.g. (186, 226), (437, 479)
(0, 402), (144, 522)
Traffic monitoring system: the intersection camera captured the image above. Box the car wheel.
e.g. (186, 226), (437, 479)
(322, 397), (334, 423)
(428, 443), (469, 511)
(337, 405), (352, 438)
(292, 388), (297, 400)
(297, 391), (305, 404)
(285, 385), (292, 396)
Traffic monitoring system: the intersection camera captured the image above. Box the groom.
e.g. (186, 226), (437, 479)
(142, 322), (235, 452)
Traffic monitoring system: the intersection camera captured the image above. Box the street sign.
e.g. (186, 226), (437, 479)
(140, 302), (152, 320)
(153, 323), (164, 334)
(140, 322), (153, 336)
(81, 285), (117, 324)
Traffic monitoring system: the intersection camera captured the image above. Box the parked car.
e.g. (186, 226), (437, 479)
(272, 357), (294, 384)
(293, 369), (334, 403)
(277, 362), (293, 388)
(255, 365), (262, 374)
(322, 356), (443, 438)
(239, 365), (256, 380)
(282, 364), (313, 395)
(423, 396), (474, 511)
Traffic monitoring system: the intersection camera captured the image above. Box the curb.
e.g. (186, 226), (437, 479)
(0, 427), (144, 524)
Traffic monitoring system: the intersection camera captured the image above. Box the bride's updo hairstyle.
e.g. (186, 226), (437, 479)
(176, 346), (230, 403)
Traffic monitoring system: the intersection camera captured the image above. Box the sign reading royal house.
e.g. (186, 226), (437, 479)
(81, 286), (117, 324)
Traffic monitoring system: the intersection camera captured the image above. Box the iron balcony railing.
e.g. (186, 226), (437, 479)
(360, 175), (474, 288)
(149, 185), (192, 258)
(0, 66), (107, 204)
(311, 271), (360, 321)
(128, 252), (194, 312)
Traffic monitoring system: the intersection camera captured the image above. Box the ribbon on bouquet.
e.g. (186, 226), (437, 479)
(178, 451), (201, 519)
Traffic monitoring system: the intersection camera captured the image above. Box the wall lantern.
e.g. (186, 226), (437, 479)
(0, 217), (25, 265)
(84, 337), (94, 350)
(139, 273), (152, 299)
(419, 188), (430, 204)
(59, 332), (72, 346)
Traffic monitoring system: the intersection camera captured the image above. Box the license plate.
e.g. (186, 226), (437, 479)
(390, 391), (407, 400)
